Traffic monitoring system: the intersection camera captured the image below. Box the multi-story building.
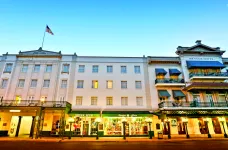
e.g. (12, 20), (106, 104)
(0, 40), (228, 138)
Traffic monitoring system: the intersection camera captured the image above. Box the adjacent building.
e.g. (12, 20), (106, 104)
(0, 40), (228, 138)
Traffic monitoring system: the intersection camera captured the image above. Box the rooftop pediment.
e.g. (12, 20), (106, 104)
(17, 47), (62, 57)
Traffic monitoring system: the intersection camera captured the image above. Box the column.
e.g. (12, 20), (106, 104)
(29, 116), (36, 138)
(15, 116), (22, 137)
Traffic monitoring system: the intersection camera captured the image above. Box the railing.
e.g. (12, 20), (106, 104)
(155, 78), (185, 84)
(0, 100), (69, 108)
(189, 72), (228, 78)
(158, 101), (228, 108)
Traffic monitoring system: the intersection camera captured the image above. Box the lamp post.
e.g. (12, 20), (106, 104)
(122, 118), (127, 140)
(145, 118), (153, 139)
(218, 117), (228, 138)
(203, 118), (211, 138)
(182, 118), (190, 139)
(164, 118), (171, 139)
(68, 117), (74, 139)
(95, 117), (101, 140)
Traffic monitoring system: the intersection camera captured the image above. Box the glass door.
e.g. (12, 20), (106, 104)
(212, 118), (222, 134)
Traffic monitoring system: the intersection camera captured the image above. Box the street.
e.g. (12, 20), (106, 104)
(0, 140), (227, 150)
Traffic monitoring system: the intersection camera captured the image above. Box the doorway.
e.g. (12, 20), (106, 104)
(198, 118), (208, 134)
(83, 121), (89, 136)
(163, 122), (170, 135)
(212, 118), (222, 134)
(177, 118), (186, 134)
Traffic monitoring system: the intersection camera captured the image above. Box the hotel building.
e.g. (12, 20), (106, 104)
(0, 40), (228, 138)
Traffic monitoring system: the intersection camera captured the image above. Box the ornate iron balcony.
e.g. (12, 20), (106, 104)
(158, 101), (228, 108)
(189, 72), (228, 78)
(155, 78), (185, 84)
(0, 100), (69, 108)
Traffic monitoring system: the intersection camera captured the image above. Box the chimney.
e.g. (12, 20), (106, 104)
(195, 40), (201, 45)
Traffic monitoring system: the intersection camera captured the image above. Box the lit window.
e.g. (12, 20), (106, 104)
(121, 97), (128, 106)
(134, 66), (141, 74)
(40, 96), (47, 102)
(77, 80), (84, 88)
(30, 79), (37, 87)
(78, 65), (85, 73)
(92, 80), (98, 89)
(106, 97), (113, 105)
(4, 63), (13, 73)
(46, 65), (52, 72)
(135, 81), (142, 89)
(62, 64), (70, 73)
(136, 97), (143, 106)
(121, 81), (127, 89)
(76, 96), (83, 105)
(43, 80), (50, 88)
(18, 79), (25, 88)
(91, 96), (98, 105)
(15, 96), (21, 103)
(107, 66), (113, 73)
(92, 65), (99, 73)
(1, 79), (8, 89)
(34, 65), (40, 72)
(121, 66), (127, 73)
(21, 64), (28, 72)
(106, 80), (113, 89)
(61, 80), (67, 88)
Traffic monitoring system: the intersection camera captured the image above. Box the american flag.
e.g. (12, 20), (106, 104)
(46, 25), (54, 35)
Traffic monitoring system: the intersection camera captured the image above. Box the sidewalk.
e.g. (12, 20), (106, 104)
(1, 137), (228, 142)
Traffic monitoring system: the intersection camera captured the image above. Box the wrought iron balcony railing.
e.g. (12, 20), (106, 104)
(0, 100), (69, 108)
(155, 78), (185, 84)
(189, 72), (228, 78)
(158, 101), (228, 108)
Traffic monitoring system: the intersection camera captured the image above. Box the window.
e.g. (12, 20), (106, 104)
(61, 80), (67, 88)
(76, 96), (83, 105)
(1, 79), (8, 89)
(92, 65), (99, 73)
(91, 96), (98, 105)
(30, 79), (37, 87)
(18, 79), (25, 88)
(43, 80), (50, 88)
(78, 65), (85, 73)
(135, 81), (142, 89)
(134, 66), (141, 74)
(136, 97), (143, 106)
(4, 63), (13, 73)
(21, 64), (28, 72)
(45, 65), (52, 72)
(106, 80), (113, 89)
(121, 66), (127, 73)
(27, 96), (34, 103)
(106, 97), (113, 105)
(59, 96), (65, 103)
(62, 64), (70, 73)
(107, 66), (113, 73)
(121, 97), (128, 106)
(34, 65), (40, 72)
(77, 80), (84, 88)
(121, 81), (127, 89)
(92, 80), (98, 89)
(15, 96), (21, 103)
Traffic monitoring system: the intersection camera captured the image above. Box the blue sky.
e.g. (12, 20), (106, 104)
(0, 0), (228, 57)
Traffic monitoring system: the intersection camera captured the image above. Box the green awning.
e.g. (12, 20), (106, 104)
(172, 90), (185, 98)
(158, 90), (171, 97)
(69, 111), (100, 117)
(102, 111), (153, 117)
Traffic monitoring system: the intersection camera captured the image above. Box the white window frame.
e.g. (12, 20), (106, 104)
(34, 64), (40, 72)
(45, 65), (52, 72)
(62, 64), (70, 73)
(135, 81), (142, 89)
(92, 80), (98, 89)
(107, 66), (113, 73)
(43, 80), (50, 88)
(106, 80), (113, 89)
(1, 79), (8, 89)
(121, 66), (127, 74)
(4, 63), (13, 73)
(121, 97), (128, 106)
(18, 79), (25, 88)
(30, 79), (37, 88)
(21, 64), (28, 73)
(76, 96), (83, 105)
(121, 81), (127, 89)
(91, 96), (98, 105)
(134, 66), (141, 74)
(106, 97), (113, 105)
(136, 97), (143, 106)
(77, 80), (84, 88)
(92, 65), (99, 73)
(78, 65), (85, 73)
(61, 80), (67, 88)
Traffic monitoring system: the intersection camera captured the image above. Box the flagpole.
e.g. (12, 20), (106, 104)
(41, 26), (46, 49)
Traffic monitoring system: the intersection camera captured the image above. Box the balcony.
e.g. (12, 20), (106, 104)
(189, 72), (228, 80)
(155, 78), (185, 87)
(158, 101), (228, 109)
(0, 100), (70, 108)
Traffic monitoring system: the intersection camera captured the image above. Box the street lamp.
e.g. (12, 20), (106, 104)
(182, 117), (190, 139)
(145, 118), (153, 139)
(218, 117), (228, 138)
(164, 118), (171, 139)
(68, 117), (74, 139)
(122, 118), (127, 140)
(203, 118), (211, 138)
(95, 117), (102, 140)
